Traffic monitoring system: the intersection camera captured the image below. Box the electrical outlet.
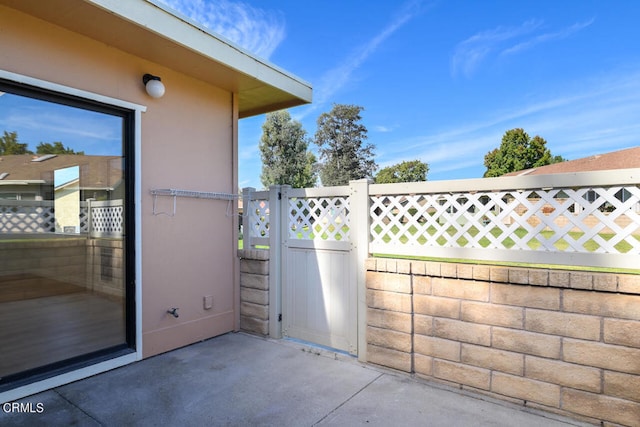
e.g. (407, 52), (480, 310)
(203, 295), (213, 310)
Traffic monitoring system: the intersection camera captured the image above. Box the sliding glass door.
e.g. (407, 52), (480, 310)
(0, 79), (135, 389)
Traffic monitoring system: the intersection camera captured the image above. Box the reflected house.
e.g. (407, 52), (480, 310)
(54, 165), (81, 233)
(0, 154), (123, 234)
(0, 154), (123, 202)
(0, 0), (311, 401)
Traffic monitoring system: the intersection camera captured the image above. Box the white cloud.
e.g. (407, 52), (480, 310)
(451, 20), (541, 77)
(373, 125), (393, 133)
(155, 0), (285, 59)
(299, 0), (425, 116)
(501, 18), (595, 56)
(382, 68), (640, 177)
(1, 109), (120, 142)
(452, 19), (594, 77)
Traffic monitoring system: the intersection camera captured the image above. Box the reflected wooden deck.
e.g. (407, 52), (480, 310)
(0, 276), (125, 378)
(0, 274), (84, 303)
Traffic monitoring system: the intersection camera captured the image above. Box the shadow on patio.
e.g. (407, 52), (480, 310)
(1, 333), (593, 426)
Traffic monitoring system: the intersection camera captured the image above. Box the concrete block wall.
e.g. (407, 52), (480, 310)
(0, 237), (126, 298)
(366, 258), (640, 427)
(86, 238), (124, 298)
(237, 249), (270, 336)
(0, 237), (87, 286)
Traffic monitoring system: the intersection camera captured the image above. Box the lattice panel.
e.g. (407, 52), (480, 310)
(0, 205), (55, 233)
(370, 185), (640, 255)
(91, 206), (124, 235)
(248, 199), (270, 238)
(80, 207), (89, 233)
(289, 197), (350, 241)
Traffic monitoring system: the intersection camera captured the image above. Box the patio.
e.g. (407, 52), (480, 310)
(1, 333), (592, 426)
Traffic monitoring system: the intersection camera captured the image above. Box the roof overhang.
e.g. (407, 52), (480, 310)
(0, 180), (47, 186)
(0, 0), (312, 118)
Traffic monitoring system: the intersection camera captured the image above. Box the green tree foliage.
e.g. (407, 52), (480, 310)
(483, 128), (565, 177)
(0, 131), (31, 155)
(36, 141), (84, 155)
(375, 160), (429, 183)
(259, 110), (317, 188)
(314, 104), (377, 186)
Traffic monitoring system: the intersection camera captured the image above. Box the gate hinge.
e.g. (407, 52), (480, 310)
(278, 192), (282, 200)
(278, 313), (282, 322)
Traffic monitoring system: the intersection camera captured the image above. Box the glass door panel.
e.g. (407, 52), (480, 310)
(0, 83), (133, 386)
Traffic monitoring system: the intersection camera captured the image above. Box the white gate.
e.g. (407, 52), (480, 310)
(243, 182), (370, 358)
(280, 186), (357, 354)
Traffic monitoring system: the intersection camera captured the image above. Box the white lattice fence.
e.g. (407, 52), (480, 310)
(369, 170), (640, 268)
(370, 186), (640, 254)
(244, 171), (640, 268)
(0, 200), (123, 237)
(242, 186), (353, 248)
(0, 201), (55, 233)
(242, 189), (270, 248)
(288, 196), (350, 241)
(88, 200), (124, 238)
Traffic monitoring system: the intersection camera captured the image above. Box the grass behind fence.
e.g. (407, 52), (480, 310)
(373, 224), (640, 254)
(240, 221), (640, 273)
(242, 223), (640, 253)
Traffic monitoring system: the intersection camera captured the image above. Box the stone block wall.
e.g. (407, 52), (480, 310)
(237, 249), (270, 336)
(86, 238), (124, 298)
(0, 237), (126, 298)
(366, 258), (640, 427)
(0, 237), (87, 286)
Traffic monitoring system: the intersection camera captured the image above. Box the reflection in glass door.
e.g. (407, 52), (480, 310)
(0, 80), (134, 388)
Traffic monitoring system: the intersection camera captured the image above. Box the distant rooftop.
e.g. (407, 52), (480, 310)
(0, 154), (122, 190)
(503, 146), (640, 177)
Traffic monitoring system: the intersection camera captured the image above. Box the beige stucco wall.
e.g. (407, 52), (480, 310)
(0, 5), (238, 358)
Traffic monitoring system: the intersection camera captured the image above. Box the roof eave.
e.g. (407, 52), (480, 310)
(0, 0), (312, 116)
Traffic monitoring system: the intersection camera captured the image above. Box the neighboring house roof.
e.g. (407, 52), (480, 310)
(0, 0), (312, 118)
(0, 154), (122, 190)
(503, 146), (640, 177)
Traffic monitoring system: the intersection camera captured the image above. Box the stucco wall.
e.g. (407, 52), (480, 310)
(366, 259), (640, 427)
(0, 5), (237, 358)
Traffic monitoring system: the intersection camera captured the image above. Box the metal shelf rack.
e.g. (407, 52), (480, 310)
(150, 188), (238, 216)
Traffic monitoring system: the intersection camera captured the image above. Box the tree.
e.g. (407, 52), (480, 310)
(36, 141), (84, 155)
(0, 131), (32, 155)
(314, 104), (377, 186)
(483, 128), (565, 177)
(259, 110), (317, 188)
(375, 160), (429, 183)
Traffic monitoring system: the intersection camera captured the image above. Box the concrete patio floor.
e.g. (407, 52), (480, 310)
(1, 332), (594, 426)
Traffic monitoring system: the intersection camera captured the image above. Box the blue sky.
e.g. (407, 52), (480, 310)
(0, 92), (123, 156)
(3, 1), (639, 188)
(158, 0), (638, 189)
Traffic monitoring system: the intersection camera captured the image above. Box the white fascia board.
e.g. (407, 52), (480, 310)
(86, 0), (312, 102)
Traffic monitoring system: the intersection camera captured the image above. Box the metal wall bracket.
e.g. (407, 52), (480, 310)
(150, 188), (238, 217)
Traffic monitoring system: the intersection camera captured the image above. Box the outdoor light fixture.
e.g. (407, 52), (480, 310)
(143, 73), (165, 98)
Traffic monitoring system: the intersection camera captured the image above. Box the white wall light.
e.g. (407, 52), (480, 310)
(142, 74), (165, 98)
